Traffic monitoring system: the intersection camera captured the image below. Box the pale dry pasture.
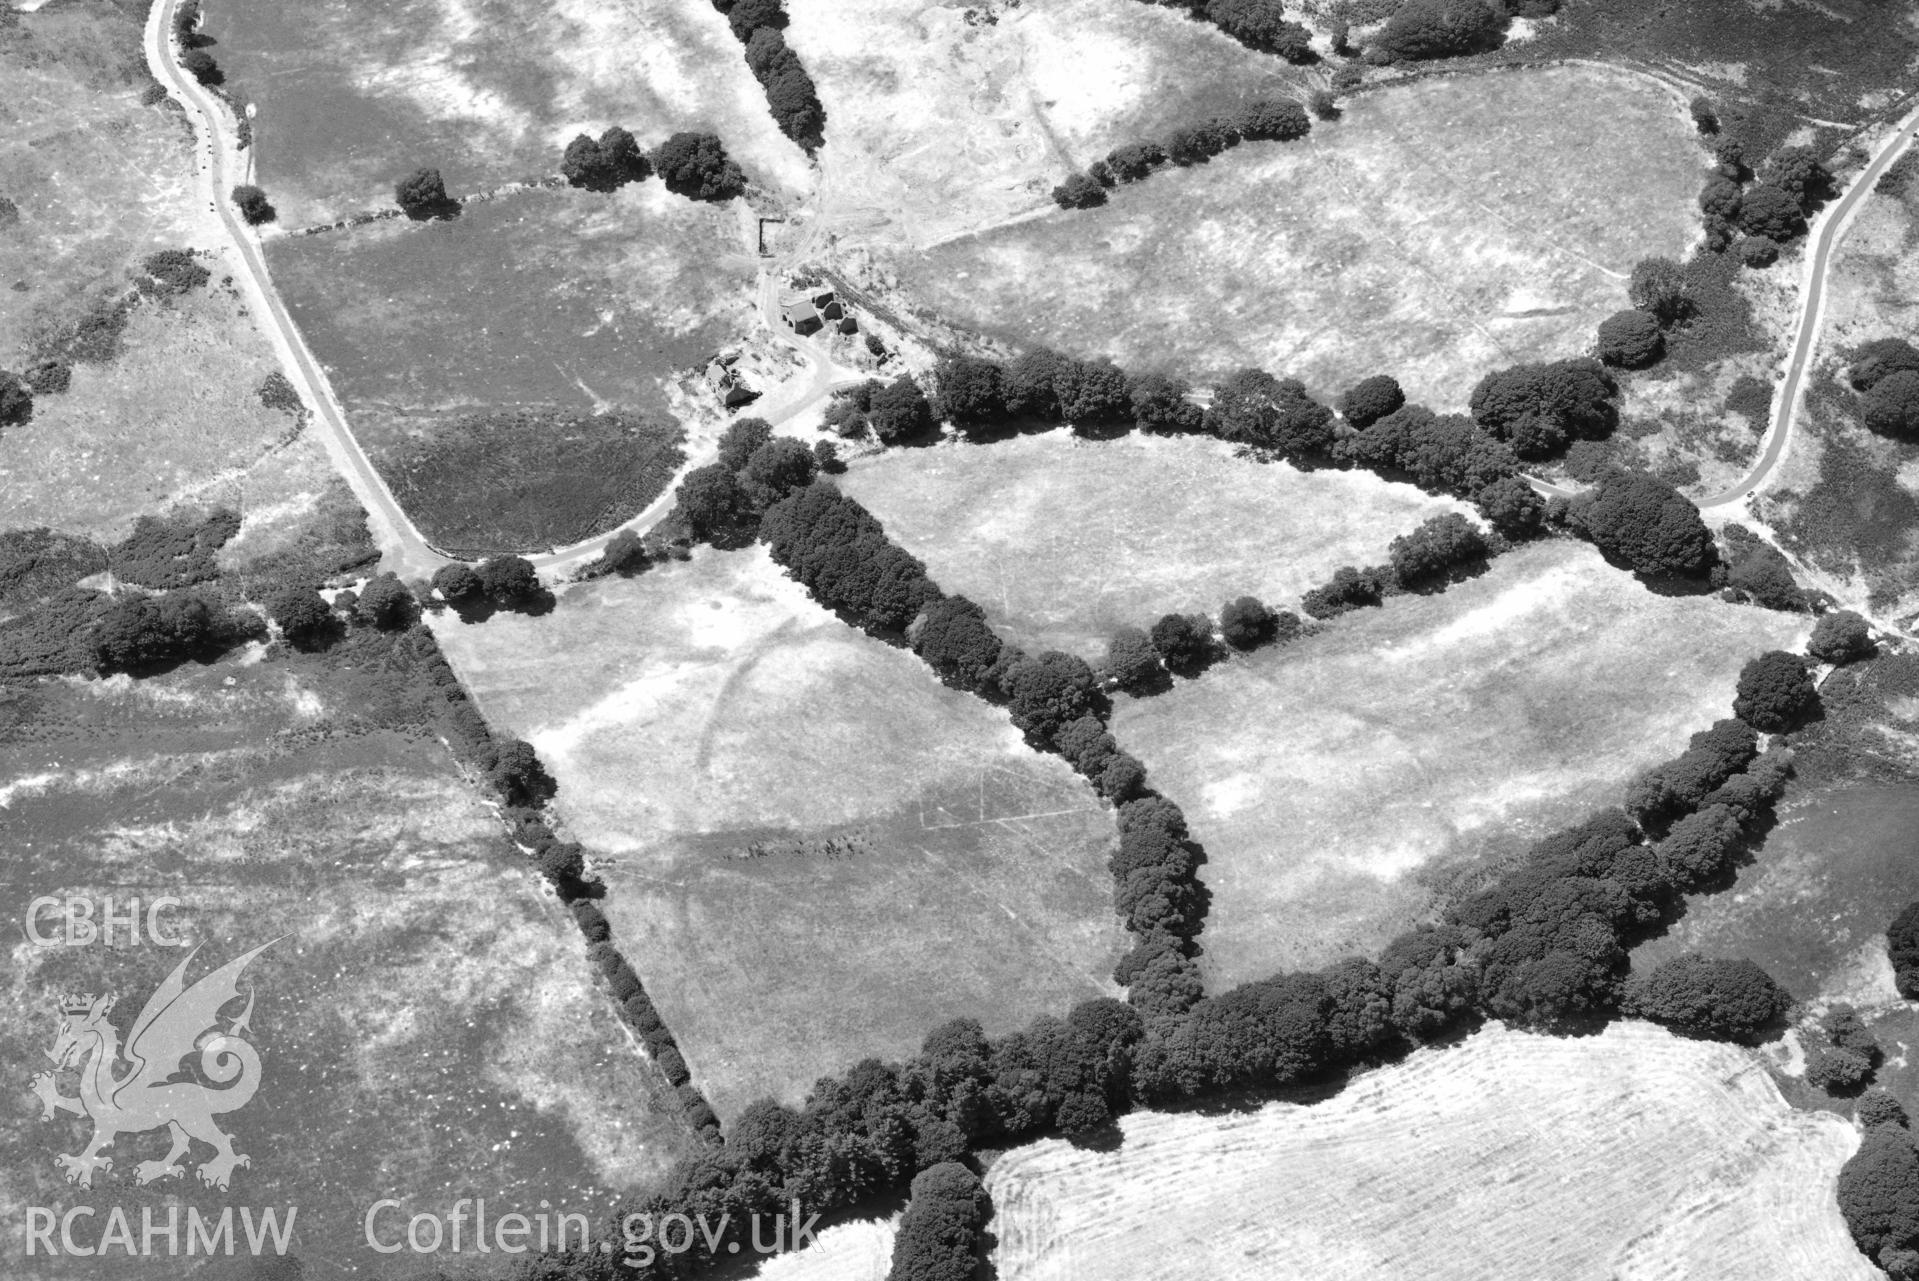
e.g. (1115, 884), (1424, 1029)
(984, 1022), (1875, 1281)
(1114, 539), (1808, 988)
(838, 431), (1472, 659)
(886, 64), (1706, 406)
(208, 0), (814, 227)
(432, 549), (1128, 1119)
(786, 0), (1316, 248)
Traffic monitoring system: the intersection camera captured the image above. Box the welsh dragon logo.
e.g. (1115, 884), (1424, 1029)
(32, 941), (276, 1191)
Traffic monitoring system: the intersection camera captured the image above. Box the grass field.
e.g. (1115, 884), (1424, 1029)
(983, 1022), (1874, 1281)
(1112, 539), (1807, 990)
(431, 548), (1128, 1120)
(786, 0), (1320, 249)
(205, 0), (814, 227)
(266, 183), (746, 549)
(1756, 188), (1919, 621)
(880, 64), (1704, 406)
(838, 432), (1470, 659)
(1, 285), (305, 542)
(0, 2), (209, 363)
(0, 645), (691, 1277)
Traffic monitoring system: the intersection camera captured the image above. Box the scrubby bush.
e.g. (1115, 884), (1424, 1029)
(1388, 512), (1486, 586)
(1302, 565), (1386, 618)
(23, 359), (70, 395)
(1808, 610), (1875, 664)
(0, 372), (31, 428)
(182, 48), (222, 85)
(1628, 256), (1691, 324)
(1206, 0), (1314, 59)
(652, 132), (746, 202)
(1472, 475), (1544, 540)
(1732, 649), (1817, 731)
(1372, 0), (1505, 60)
(1203, 368), (1334, 457)
(92, 592), (221, 672)
(230, 183), (276, 224)
(1103, 627), (1164, 694)
(1622, 953), (1791, 1044)
(1689, 96), (1718, 134)
(1218, 595), (1278, 649)
(143, 250), (209, 294)
(1129, 373), (1204, 434)
(1596, 309), (1663, 368)
(871, 375), (936, 441)
(1052, 172), (1107, 209)
(395, 168), (453, 218)
(355, 572), (413, 629)
(1738, 235), (1779, 268)
(1239, 98), (1312, 142)
(1574, 471), (1714, 578)
(268, 585), (332, 648)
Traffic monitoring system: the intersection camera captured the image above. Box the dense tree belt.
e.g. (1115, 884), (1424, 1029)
(711, 0), (826, 153)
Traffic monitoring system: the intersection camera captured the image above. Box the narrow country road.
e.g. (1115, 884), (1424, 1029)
(1523, 105), (1919, 510)
(146, 0), (856, 582)
(1697, 103), (1919, 510)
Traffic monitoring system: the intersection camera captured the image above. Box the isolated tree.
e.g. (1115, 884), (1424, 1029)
(1738, 183), (1805, 241)
(355, 572), (413, 629)
(1575, 470), (1714, 578)
(1372, 0), (1505, 60)
(1689, 96), (1719, 133)
(1622, 953), (1791, 1044)
(562, 134), (610, 189)
(1849, 337), (1919, 391)
(1732, 649), (1817, 731)
(1808, 610), (1874, 664)
(1129, 373), (1203, 433)
(1239, 98), (1312, 142)
(718, 416), (775, 471)
(1339, 374), (1405, 428)
(431, 561), (482, 603)
(1103, 626), (1165, 694)
(269, 585), (332, 648)
(0, 371), (31, 427)
(395, 168), (452, 218)
(230, 184), (277, 225)
(1104, 141), (1166, 183)
(868, 375), (933, 442)
(1596, 309), (1663, 369)
(1863, 370), (1919, 439)
(652, 132), (746, 201)
(1052, 172), (1107, 209)
(1218, 595), (1277, 649)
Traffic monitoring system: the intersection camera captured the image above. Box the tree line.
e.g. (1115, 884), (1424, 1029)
(710, 0), (827, 153)
(1052, 97), (1313, 211)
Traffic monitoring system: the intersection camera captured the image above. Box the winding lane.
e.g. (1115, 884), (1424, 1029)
(145, 0), (856, 580)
